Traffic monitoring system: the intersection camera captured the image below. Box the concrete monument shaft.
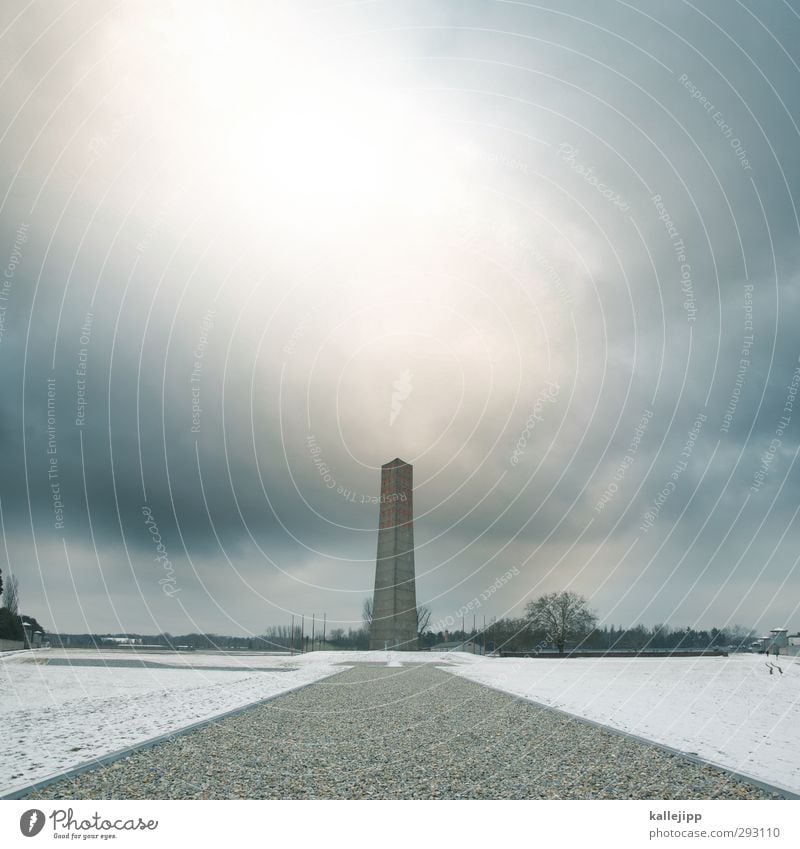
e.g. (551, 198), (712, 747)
(369, 458), (418, 650)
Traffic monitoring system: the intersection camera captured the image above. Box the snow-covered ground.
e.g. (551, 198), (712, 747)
(0, 648), (347, 796)
(442, 653), (800, 795)
(5, 649), (797, 798)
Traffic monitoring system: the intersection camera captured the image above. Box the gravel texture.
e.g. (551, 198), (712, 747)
(27, 664), (781, 800)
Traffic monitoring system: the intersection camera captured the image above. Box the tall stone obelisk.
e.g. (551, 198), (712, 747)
(369, 458), (418, 650)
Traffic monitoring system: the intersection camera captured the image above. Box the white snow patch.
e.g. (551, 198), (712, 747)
(0, 648), (345, 796)
(442, 654), (800, 794)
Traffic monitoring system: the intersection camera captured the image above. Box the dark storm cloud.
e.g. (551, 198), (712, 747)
(0, 0), (799, 634)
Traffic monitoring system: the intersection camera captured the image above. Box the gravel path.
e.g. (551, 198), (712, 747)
(28, 664), (781, 800)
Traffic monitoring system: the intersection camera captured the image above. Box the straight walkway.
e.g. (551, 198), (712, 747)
(29, 664), (778, 799)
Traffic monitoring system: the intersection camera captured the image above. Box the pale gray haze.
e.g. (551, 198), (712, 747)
(1, 0), (799, 636)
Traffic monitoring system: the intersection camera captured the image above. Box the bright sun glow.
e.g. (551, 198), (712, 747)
(110, 3), (469, 227)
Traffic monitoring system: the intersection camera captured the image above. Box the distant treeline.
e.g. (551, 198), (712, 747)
(49, 632), (295, 651)
(49, 626), (368, 652)
(48, 621), (757, 653)
(438, 619), (757, 654)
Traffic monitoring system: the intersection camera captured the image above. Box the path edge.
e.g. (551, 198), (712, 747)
(437, 666), (800, 800)
(1, 667), (350, 800)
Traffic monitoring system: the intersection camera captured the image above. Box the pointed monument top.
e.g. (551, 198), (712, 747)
(382, 457), (410, 469)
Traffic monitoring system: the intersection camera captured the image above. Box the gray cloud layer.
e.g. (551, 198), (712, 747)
(1, 0), (799, 636)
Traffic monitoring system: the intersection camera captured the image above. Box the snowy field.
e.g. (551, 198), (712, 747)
(3, 649), (798, 798)
(443, 653), (800, 795)
(0, 648), (348, 796)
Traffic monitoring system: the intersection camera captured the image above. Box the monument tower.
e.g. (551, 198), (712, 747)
(369, 458), (418, 650)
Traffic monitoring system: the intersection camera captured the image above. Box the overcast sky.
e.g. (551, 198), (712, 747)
(1, 0), (799, 637)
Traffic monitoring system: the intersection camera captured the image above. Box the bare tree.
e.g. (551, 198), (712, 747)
(3, 573), (19, 616)
(364, 598), (431, 637)
(525, 591), (597, 654)
(261, 625), (293, 649)
(416, 605), (432, 634)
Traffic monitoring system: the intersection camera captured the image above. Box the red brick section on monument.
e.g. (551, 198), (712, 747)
(369, 459), (418, 650)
